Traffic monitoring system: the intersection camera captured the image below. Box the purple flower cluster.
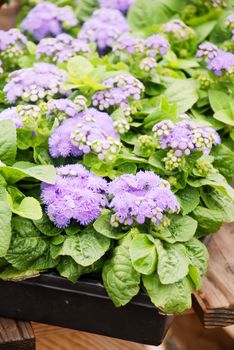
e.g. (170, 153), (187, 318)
(163, 19), (195, 41)
(0, 107), (23, 128)
(207, 50), (234, 76)
(0, 28), (27, 66)
(36, 34), (90, 64)
(4, 63), (67, 103)
(47, 96), (87, 121)
(92, 74), (144, 116)
(49, 108), (121, 161)
(108, 171), (179, 226)
(153, 120), (220, 170)
(98, 0), (135, 12)
(21, 2), (78, 41)
(41, 164), (108, 228)
(113, 34), (169, 71)
(78, 8), (129, 50)
(196, 42), (218, 61)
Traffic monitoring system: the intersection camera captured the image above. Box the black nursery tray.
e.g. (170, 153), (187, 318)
(0, 272), (172, 346)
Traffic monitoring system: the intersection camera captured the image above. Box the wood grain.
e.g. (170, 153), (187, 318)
(0, 317), (35, 350)
(193, 223), (234, 328)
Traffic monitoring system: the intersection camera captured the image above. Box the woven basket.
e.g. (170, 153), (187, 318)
(0, 0), (21, 30)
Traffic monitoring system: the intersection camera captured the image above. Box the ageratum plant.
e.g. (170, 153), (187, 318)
(0, 0), (234, 314)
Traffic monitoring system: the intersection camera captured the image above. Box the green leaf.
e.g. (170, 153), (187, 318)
(165, 79), (198, 113)
(156, 215), (198, 243)
(67, 56), (94, 80)
(0, 120), (16, 165)
(0, 266), (40, 281)
(185, 238), (208, 290)
(155, 240), (190, 284)
(0, 163), (56, 184)
(57, 256), (85, 283)
(127, 0), (172, 31)
(177, 186), (200, 215)
(0, 188), (12, 257)
(8, 195), (42, 220)
(208, 90), (231, 112)
(102, 234), (140, 307)
(212, 144), (234, 181)
(142, 273), (193, 313)
(93, 210), (127, 239)
(129, 233), (157, 275)
(58, 226), (110, 266)
(76, 0), (99, 22)
(34, 214), (62, 236)
(193, 21), (216, 42)
(192, 206), (223, 236)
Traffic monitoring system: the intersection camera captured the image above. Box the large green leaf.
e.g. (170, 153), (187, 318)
(185, 238), (208, 290)
(129, 233), (157, 275)
(93, 210), (126, 239)
(212, 144), (234, 181)
(34, 214), (62, 237)
(0, 120), (16, 165)
(165, 79), (199, 113)
(192, 206), (223, 236)
(208, 90), (232, 112)
(155, 240), (190, 284)
(0, 188), (12, 257)
(177, 187), (200, 215)
(58, 226), (110, 266)
(8, 195), (42, 221)
(102, 234), (140, 307)
(142, 273), (193, 313)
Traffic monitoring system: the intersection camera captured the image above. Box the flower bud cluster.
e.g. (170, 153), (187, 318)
(92, 74), (144, 116)
(0, 29), (27, 68)
(36, 34), (90, 64)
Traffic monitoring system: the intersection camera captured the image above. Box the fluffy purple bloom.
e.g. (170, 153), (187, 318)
(0, 28), (27, 67)
(0, 107), (23, 128)
(207, 50), (234, 76)
(153, 120), (221, 170)
(78, 8), (129, 50)
(36, 34), (90, 64)
(108, 171), (179, 226)
(47, 96), (87, 121)
(92, 74), (144, 116)
(164, 19), (195, 41)
(41, 164), (108, 227)
(4, 63), (67, 103)
(113, 36), (144, 55)
(21, 2), (78, 41)
(196, 42), (219, 61)
(144, 34), (170, 56)
(98, 0), (135, 12)
(49, 108), (120, 161)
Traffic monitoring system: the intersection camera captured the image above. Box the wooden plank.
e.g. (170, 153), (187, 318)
(193, 223), (234, 328)
(0, 317), (35, 350)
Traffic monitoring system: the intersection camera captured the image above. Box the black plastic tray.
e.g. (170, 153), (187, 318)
(0, 272), (172, 345)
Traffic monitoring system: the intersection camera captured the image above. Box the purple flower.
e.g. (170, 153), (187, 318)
(36, 34), (90, 63)
(47, 96), (87, 121)
(153, 120), (220, 171)
(144, 34), (169, 56)
(21, 2), (78, 41)
(4, 63), (67, 103)
(78, 8), (129, 50)
(113, 36), (144, 55)
(98, 0), (136, 12)
(0, 107), (23, 128)
(196, 42), (219, 61)
(163, 19), (195, 41)
(139, 57), (157, 72)
(0, 28), (27, 67)
(49, 108), (121, 161)
(41, 164), (108, 227)
(92, 74), (144, 116)
(108, 171), (179, 226)
(207, 50), (234, 76)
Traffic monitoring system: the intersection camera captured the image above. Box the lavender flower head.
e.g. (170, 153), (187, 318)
(92, 74), (144, 116)
(4, 63), (67, 104)
(49, 108), (121, 161)
(47, 96), (87, 121)
(0, 107), (23, 128)
(144, 34), (170, 56)
(78, 8), (129, 50)
(163, 19), (195, 41)
(98, 0), (135, 12)
(36, 34), (90, 64)
(196, 42), (219, 61)
(207, 50), (234, 76)
(108, 171), (179, 227)
(41, 164), (108, 228)
(21, 2), (78, 41)
(113, 36), (145, 55)
(153, 120), (220, 171)
(0, 29), (27, 66)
